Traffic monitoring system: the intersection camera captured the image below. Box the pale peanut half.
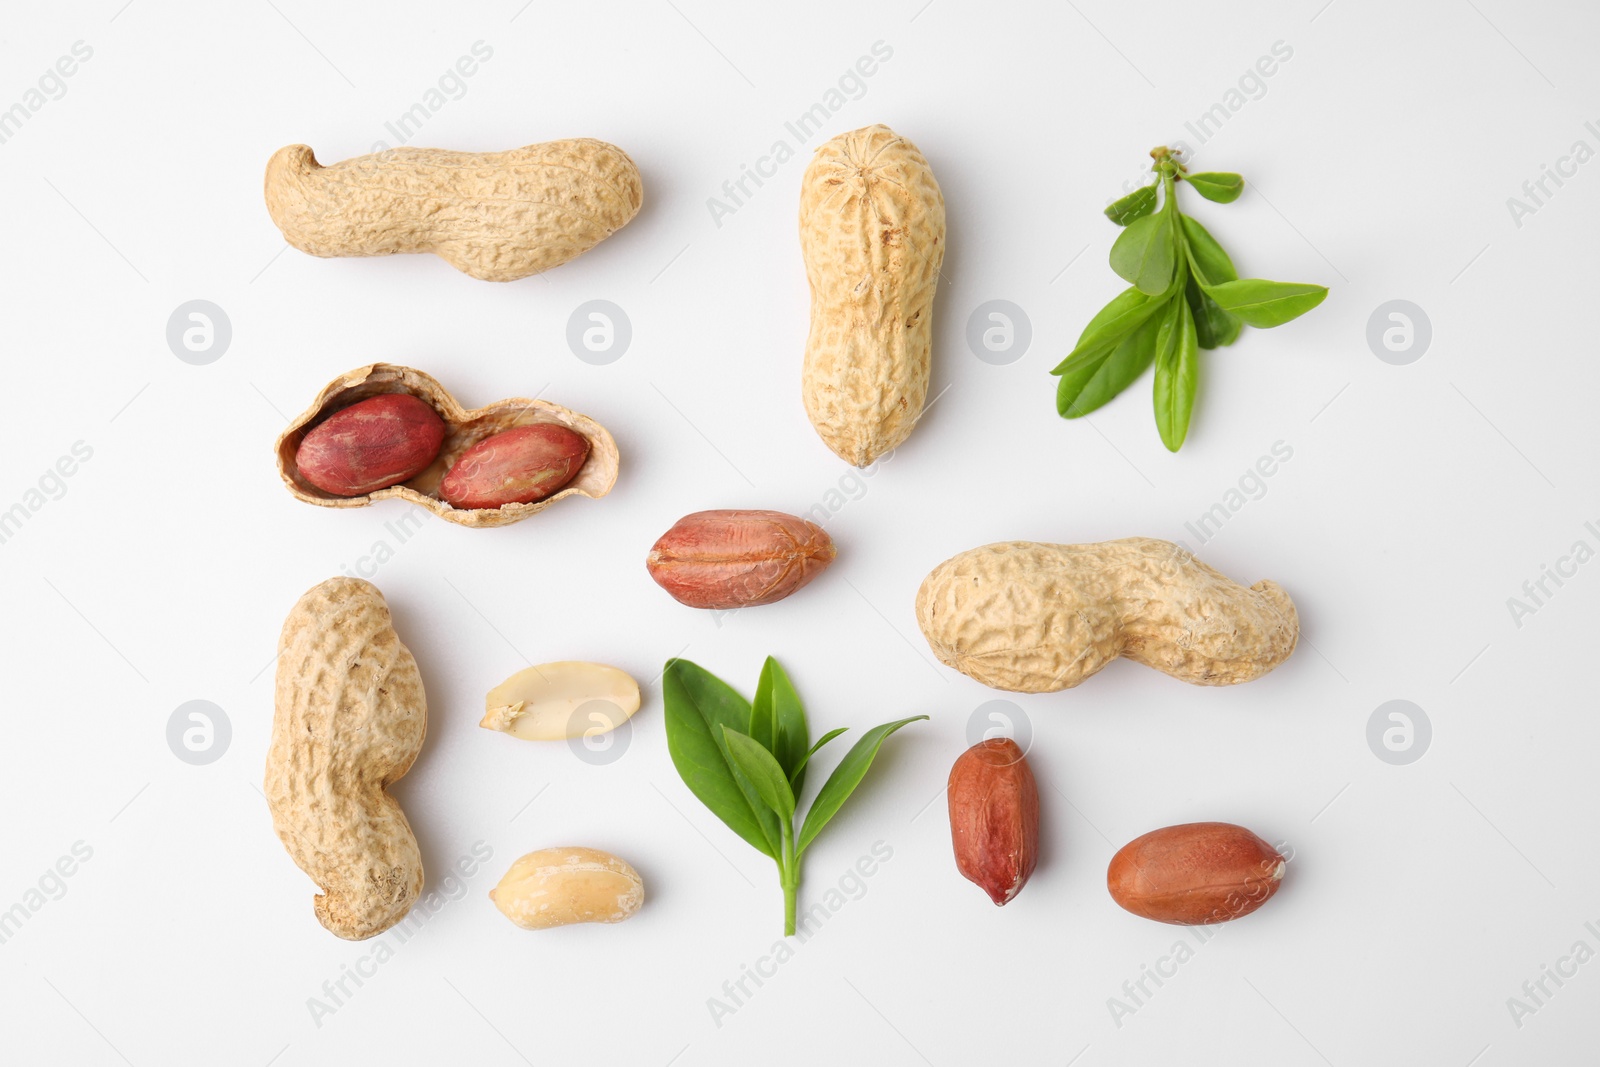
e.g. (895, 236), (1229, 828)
(490, 847), (644, 931)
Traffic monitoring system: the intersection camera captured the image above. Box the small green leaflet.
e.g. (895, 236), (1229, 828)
(753, 657), (809, 794)
(1186, 276), (1241, 350)
(1152, 296), (1199, 452)
(1180, 215), (1237, 286)
(662, 658), (778, 858)
(1052, 148), (1328, 450)
(1200, 279), (1328, 329)
(1185, 171), (1244, 203)
(1109, 211), (1177, 295)
(1104, 184), (1157, 226)
(662, 657), (925, 936)
(1057, 309), (1161, 418)
(788, 727), (848, 793)
(1051, 286), (1162, 376)
(796, 716), (927, 854)
(722, 727), (795, 822)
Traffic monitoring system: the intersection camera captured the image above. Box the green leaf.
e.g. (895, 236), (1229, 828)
(1104, 184), (1157, 226)
(788, 726), (848, 793)
(1179, 215), (1237, 286)
(1185, 277), (1241, 350)
(722, 726), (796, 823)
(1109, 211), (1178, 295)
(1153, 297), (1199, 452)
(796, 716), (927, 855)
(1051, 287), (1162, 377)
(662, 659), (778, 858)
(1202, 278), (1328, 328)
(753, 657), (810, 796)
(1057, 301), (1164, 418)
(1185, 172), (1244, 203)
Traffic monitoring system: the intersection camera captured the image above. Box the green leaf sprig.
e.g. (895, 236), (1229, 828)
(663, 657), (925, 936)
(1052, 147), (1328, 451)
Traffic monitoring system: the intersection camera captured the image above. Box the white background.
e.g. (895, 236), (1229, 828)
(2, 0), (1597, 1063)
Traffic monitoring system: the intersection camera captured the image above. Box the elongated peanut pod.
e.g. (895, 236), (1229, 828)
(264, 140), (643, 281)
(800, 124), (945, 467)
(916, 537), (1298, 692)
(265, 578), (427, 940)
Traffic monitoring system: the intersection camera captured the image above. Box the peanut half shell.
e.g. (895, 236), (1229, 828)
(275, 363), (618, 528)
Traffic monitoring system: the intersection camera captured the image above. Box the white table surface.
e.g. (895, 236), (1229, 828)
(2, 1), (1596, 1063)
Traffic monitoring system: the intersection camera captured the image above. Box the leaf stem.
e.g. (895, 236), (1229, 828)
(780, 820), (799, 936)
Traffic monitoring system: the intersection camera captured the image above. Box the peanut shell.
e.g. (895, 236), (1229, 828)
(916, 537), (1298, 692)
(275, 363), (618, 528)
(265, 577), (426, 940)
(264, 140), (643, 282)
(800, 124), (945, 467)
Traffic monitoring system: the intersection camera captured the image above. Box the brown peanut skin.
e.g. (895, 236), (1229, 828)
(440, 424), (589, 510)
(295, 393), (445, 497)
(646, 510), (836, 609)
(948, 739), (1039, 905)
(1107, 822), (1285, 926)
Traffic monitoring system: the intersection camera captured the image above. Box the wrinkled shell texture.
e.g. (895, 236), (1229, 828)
(646, 509), (836, 609)
(916, 537), (1299, 693)
(275, 363), (618, 528)
(948, 739), (1040, 906)
(266, 578), (427, 941)
(1107, 822), (1286, 926)
(490, 847), (644, 931)
(800, 124), (945, 467)
(264, 140), (643, 281)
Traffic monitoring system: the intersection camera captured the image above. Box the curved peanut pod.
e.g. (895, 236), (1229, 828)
(264, 140), (643, 281)
(646, 509), (836, 609)
(266, 578), (427, 940)
(916, 537), (1298, 692)
(800, 124), (945, 467)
